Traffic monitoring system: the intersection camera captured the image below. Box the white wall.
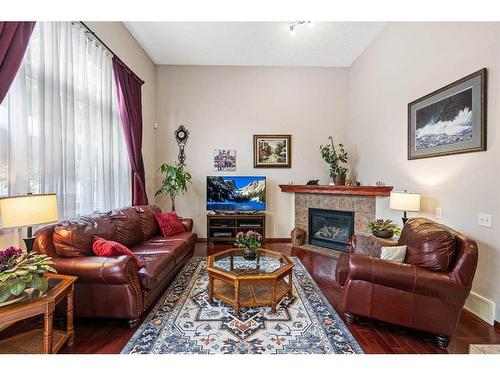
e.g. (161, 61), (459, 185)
(348, 22), (500, 321)
(155, 65), (348, 238)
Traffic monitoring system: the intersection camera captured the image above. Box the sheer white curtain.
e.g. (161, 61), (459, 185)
(0, 22), (131, 219)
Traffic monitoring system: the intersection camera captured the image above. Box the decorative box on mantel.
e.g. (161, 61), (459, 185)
(279, 185), (393, 250)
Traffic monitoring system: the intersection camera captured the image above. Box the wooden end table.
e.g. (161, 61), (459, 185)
(207, 248), (294, 314)
(0, 273), (77, 354)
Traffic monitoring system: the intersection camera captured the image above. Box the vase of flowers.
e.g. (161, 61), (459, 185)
(0, 247), (57, 306)
(367, 219), (401, 239)
(234, 230), (263, 260)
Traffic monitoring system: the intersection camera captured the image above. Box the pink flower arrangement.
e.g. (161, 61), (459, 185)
(234, 230), (262, 250)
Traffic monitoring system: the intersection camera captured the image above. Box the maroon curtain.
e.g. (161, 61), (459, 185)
(112, 56), (148, 205)
(0, 22), (36, 104)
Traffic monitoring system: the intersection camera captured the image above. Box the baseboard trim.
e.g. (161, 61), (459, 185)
(464, 291), (495, 325)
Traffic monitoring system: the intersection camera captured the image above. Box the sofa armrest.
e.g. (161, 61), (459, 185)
(53, 255), (139, 285)
(348, 254), (466, 305)
(181, 218), (193, 232)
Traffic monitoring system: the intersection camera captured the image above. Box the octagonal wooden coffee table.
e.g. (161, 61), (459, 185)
(207, 248), (294, 314)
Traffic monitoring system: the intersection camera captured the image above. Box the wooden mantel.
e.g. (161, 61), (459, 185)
(279, 184), (393, 196)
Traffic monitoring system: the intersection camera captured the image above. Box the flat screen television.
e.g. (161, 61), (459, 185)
(207, 176), (266, 212)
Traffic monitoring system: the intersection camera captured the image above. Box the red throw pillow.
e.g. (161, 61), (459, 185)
(92, 236), (145, 268)
(155, 211), (185, 237)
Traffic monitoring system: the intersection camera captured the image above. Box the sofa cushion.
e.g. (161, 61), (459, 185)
(399, 218), (456, 271)
(53, 215), (114, 257)
(92, 236), (144, 268)
(134, 205), (161, 240)
(131, 236), (191, 265)
(155, 211), (185, 237)
(108, 207), (143, 248)
(137, 252), (176, 290)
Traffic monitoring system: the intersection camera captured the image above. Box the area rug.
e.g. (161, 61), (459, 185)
(121, 257), (363, 354)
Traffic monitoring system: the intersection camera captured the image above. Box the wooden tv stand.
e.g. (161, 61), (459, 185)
(207, 212), (266, 245)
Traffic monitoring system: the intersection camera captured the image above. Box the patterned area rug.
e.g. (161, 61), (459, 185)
(122, 257), (363, 354)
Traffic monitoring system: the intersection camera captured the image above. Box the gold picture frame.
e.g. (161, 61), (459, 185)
(253, 134), (291, 168)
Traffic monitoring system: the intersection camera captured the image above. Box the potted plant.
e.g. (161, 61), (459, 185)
(234, 230), (263, 260)
(320, 136), (349, 186)
(155, 163), (192, 211)
(0, 247), (57, 306)
(367, 219), (401, 239)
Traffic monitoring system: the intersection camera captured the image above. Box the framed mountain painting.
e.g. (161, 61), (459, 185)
(408, 68), (487, 160)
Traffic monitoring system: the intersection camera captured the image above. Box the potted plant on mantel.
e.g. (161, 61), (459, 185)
(0, 247), (57, 306)
(155, 163), (192, 211)
(320, 136), (349, 186)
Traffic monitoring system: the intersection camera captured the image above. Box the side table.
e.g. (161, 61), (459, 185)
(0, 273), (77, 354)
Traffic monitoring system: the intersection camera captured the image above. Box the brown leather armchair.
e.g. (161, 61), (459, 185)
(34, 205), (197, 327)
(336, 218), (478, 348)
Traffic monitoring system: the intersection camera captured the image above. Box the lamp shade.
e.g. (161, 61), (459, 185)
(0, 193), (59, 228)
(390, 191), (420, 212)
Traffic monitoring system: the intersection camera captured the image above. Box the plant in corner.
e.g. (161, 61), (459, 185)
(320, 136), (349, 186)
(0, 247), (57, 305)
(234, 230), (263, 260)
(367, 219), (401, 239)
(155, 163), (192, 212)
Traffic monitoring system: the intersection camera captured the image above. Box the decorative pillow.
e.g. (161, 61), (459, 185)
(155, 211), (185, 237)
(380, 245), (407, 263)
(92, 236), (145, 268)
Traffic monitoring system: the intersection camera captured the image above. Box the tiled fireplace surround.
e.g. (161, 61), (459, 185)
(295, 193), (376, 242)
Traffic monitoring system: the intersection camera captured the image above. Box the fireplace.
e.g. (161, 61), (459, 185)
(308, 208), (354, 252)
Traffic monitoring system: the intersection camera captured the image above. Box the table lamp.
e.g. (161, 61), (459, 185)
(390, 190), (420, 225)
(0, 193), (59, 252)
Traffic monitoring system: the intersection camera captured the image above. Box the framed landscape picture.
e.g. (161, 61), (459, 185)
(408, 68), (487, 160)
(253, 134), (291, 168)
(214, 149), (236, 171)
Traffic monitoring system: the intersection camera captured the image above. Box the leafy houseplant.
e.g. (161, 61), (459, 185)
(155, 163), (192, 211)
(320, 136), (349, 186)
(234, 230), (263, 260)
(367, 219), (401, 239)
(0, 247), (57, 305)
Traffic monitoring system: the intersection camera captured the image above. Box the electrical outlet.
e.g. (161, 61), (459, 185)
(478, 213), (492, 228)
(435, 208), (442, 219)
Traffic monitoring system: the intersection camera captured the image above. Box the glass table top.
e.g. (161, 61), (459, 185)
(211, 249), (291, 276)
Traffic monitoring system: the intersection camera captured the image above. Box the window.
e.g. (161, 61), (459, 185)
(0, 22), (131, 219)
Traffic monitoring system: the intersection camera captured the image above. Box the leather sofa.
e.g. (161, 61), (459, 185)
(335, 217), (478, 348)
(33, 205), (197, 327)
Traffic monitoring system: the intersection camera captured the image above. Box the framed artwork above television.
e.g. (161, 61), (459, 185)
(408, 68), (487, 160)
(253, 134), (291, 168)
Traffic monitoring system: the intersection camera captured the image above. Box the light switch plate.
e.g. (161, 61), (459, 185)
(435, 208), (442, 219)
(478, 213), (492, 228)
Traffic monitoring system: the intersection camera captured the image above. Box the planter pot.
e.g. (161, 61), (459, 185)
(334, 175), (346, 186)
(243, 248), (257, 260)
(0, 291), (27, 307)
(372, 230), (394, 239)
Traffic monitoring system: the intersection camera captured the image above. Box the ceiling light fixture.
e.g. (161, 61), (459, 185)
(288, 21), (313, 36)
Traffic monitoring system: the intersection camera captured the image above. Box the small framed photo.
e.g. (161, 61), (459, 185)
(253, 134), (291, 168)
(214, 149), (236, 171)
(408, 68), (487, 160)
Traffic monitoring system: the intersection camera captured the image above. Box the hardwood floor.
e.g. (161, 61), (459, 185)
(3, 242), (499, 354)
